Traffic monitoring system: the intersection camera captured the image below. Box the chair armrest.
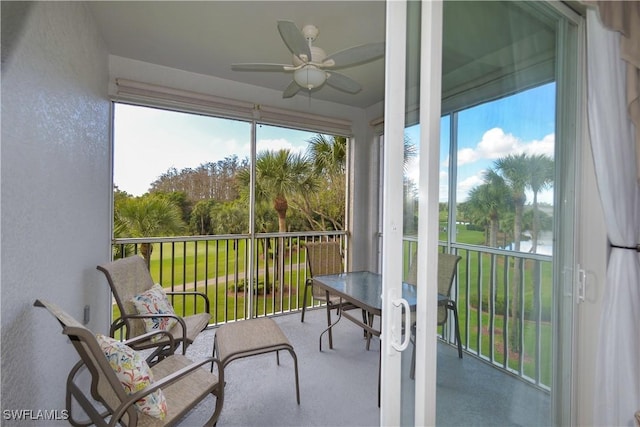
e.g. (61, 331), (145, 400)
(109, 357), (224, 426)
(109, 317), (128, 338)
(110, 313), (188, 349)
(123, 330), (176, 352)
(165, 291), (210, 314)
(151, 357), (223, 391)
(111, 314), (174, 338)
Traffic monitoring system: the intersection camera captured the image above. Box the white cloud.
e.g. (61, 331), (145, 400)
(457, 147), (479, 165)
(257, 138), (306, 154)
(456, 172), (486, 202)
(458, 127), (555, 166)
(476, 127), (521, 159)
(439, 170), (449, 202)
(521, 133), (555, 157)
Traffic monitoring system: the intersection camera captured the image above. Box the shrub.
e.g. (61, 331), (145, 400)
(231, 278), (276, 294)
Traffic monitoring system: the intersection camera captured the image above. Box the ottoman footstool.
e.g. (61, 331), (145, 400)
(213, 317), (300, 404)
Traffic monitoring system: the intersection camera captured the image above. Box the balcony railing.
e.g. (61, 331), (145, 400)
(403, 239), (553, 391)
(112, 232), (552, 392)
(112, 231), (347, 324)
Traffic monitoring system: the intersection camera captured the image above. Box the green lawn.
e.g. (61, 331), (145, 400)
(147, 240), (249, 287)
(113, 243), (310, 327)
(455, 303), (552, 385)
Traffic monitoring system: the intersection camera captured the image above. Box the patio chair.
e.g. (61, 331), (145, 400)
(97, 255), (211, 361)
(301, 240), (345, 323)
(34, 299), (224, 427)
(409, 252), (463, 379)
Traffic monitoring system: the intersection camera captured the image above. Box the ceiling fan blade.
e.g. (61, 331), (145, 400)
(283, 80), (301, 98)
(325, 71), (362, 94)
(231, 63), (289, 72)
(277, 20), (311, 62)
(324, 42), (385, 69)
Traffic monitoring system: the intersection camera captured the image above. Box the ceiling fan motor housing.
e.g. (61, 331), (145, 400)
(292, 46), (327, 66)
(301, 24), (319, 41)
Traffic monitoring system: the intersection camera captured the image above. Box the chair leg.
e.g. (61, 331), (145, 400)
(211, 338), (218, 373)
(286, 347), (301, 405)
(410, 340), (416, 380)
(301, 281), (311, 322)
(450, 303), (463, 359)
(410, 323), (416, 379)
(361, 309), (370, 349)
(365, 312), (374, 350)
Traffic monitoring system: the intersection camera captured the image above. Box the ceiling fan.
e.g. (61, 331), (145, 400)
(231, 20), (384, 98)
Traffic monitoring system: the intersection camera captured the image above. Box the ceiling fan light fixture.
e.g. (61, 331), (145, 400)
(293, 66), (326, 90)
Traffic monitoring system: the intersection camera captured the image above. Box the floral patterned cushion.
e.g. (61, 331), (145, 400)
(96, 334), (167, 419)
(131, 284), (178, 342)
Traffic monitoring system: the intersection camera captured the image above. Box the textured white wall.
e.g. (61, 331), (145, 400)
(1, 2), (111, 422)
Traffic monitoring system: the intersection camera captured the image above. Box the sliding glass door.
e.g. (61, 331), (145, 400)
(381, 1), (581, 425)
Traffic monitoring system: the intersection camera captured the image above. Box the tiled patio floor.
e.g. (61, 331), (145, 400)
(182, 308), (550, 426)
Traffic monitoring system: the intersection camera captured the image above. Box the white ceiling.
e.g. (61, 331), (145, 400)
(88, 1), (556, 111)
(89, 1), (387, 109)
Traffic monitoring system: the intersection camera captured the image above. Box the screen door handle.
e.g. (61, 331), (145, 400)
(391, 297), (411, 351)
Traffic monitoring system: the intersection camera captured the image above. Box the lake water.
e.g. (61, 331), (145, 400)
(503, 231), (553, 256)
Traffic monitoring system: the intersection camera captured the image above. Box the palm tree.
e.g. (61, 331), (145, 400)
(114, 195), (186, 265)
(527, 154), (554, 253)
(302, 135), (347, 230)
(243, 149), (318, 233)
(307, 134), (346, 177)
(238, 149), (318, 292)
(494, 153), (529, 251)
(189, 199), (217, 235)
(466, 170), (512, 247)
(494, 153), (529, 354)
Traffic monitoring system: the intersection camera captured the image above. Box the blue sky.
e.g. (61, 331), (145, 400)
(115, 82), (556, 204)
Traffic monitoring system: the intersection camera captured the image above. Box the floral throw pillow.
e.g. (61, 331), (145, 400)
(96, 334), (167, 420)
(131, 284), (178, 342)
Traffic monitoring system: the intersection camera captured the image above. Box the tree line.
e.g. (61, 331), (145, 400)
(114, 135), (348, 261)
(115, 134), (553, 261)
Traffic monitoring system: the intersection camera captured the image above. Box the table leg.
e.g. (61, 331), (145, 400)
(326, 296), (333, 349)
(319, 294), (343, 351)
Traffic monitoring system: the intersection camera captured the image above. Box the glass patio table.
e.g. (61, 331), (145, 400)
(312, 271), (417, 351)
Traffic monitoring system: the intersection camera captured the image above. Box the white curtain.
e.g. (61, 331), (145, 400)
(587, 9), (640, 427)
